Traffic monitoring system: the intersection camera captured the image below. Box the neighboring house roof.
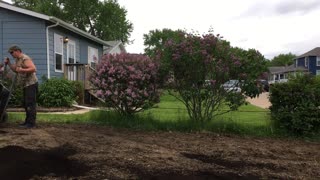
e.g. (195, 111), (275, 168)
(104, 41), (127, 54)
(0, 1), (109, 46)
(268, 64), (308, 74)
(296, 47), (320, 58)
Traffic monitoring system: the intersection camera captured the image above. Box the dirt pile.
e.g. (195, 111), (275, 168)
(0, 123), (319, 179)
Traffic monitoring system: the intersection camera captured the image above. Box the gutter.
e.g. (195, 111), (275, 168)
(46, 21), (59, 79)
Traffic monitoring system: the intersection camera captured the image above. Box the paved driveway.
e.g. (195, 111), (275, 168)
(246, 92), (271, 109)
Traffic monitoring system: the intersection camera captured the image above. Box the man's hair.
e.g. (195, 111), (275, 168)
(8, 45), (22, 53)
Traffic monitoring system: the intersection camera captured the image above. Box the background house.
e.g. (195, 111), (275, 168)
(268, 65), (307, 84)
(0, 1), (111, 84)
(294, 47), (320, 76)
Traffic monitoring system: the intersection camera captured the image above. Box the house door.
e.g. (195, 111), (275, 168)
(67, 40), (77, 80)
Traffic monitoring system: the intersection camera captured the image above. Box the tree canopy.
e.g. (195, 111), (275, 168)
(12, 0), (133, 43)
(146, 29), (268, 122)
(267, 53), (296, 67)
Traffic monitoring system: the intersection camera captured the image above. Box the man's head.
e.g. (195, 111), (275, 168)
(8, 45), (22, 58)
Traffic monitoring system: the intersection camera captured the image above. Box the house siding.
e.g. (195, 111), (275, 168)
(1, 5), (104, 82)
(296, 57), (306, 67)
(0, 7), (47, 81)
(48, 26), (103, 78)
(295, 56), (320, 75)
(308, 56), (316, 75)
(80, 40), (103, 64)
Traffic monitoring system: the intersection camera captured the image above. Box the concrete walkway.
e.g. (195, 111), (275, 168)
(246, 92), (271, 109)
(42, 105), (100, 114)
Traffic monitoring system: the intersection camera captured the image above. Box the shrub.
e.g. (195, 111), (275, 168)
(90, 53), (160, 116)
(8, 86), (23, 107)
(38, 78), (76, 107)
(155, 31), (267, 122)
(269, 75), (320, 136)
(70, 81), (84, 105)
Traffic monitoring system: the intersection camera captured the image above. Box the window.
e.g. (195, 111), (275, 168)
(317, 70), (320, 76)
(67, 40), (76, 64)
(305, 57), (309, 67)
(54, 33), (63, 72)
(88, 46), (98, 69)
(317, 57), (320, 66)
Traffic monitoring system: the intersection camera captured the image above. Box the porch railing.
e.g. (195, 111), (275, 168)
(63, 63), (95, 90)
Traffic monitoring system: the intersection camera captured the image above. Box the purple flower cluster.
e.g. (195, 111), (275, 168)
(90, 53), (160, 115)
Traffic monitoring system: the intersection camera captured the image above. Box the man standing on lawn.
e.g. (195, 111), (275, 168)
(4, 45), (38, 128)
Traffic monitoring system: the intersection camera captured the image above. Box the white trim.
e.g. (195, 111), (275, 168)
(67, 40), (77, 80)
(67, 40), (76, 64)
(317, 56), (320, 66)
(54, 33), (64, 73)
(88, 46), (98, 69)
(305, 57), (308, 67)
(46, 22), (59, 79)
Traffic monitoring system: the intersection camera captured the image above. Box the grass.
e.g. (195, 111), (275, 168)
(7, 93), (276, 137)
(7, 93), (320, 140)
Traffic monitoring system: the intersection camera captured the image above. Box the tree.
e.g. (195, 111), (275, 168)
(268, 53), (296, 67)
(151, 30), (267, 122)
(12, 0), (133, 43)
(143, 28), (186, 86)
(144, 28), (186, 58)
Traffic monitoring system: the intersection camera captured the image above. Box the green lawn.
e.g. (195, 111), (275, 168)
(138, 93), (272, 135)
(8, 93), (273, 136)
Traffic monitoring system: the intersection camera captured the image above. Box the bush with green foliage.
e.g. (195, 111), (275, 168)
(153, 30), (267, 122)
(70, 81), (84, 105)
(269, 75), (320, 135)
(38, 78), (76, 107)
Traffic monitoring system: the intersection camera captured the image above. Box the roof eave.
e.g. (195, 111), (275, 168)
(0, 1), (50, 20)
(0, 2), (108, 46)
(49, 17), (109, 46)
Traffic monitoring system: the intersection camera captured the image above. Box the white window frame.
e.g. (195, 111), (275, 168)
(54, 33), (64, 73)
(317, 56), (320, 66)
(67, 40), (76, 64)
(88, 46), (98, 69)
(316, 70), (320, 76)
(305, 57), (308, 67)
(67, 40), (77, 80)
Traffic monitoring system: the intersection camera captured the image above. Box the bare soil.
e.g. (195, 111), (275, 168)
(0, 123), (319, 180)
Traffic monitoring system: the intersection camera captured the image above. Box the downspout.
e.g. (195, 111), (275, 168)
(46, 21), (59, 79)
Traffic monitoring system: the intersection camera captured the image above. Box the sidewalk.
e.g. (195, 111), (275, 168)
(246, 92), (271, 109)
(8, 104), (99, 114)
(49, 104), (99, 114)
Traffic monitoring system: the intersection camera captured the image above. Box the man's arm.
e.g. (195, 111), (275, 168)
(4, 57), (17, 72)
(16, 58), (36, 73)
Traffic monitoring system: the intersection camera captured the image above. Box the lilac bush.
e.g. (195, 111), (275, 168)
(90, 53), (160, 116)
(156, 31), (267, 122)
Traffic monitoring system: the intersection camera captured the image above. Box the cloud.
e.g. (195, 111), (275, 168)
(239, 0), (320, 18)
(275, 0), (320, 15)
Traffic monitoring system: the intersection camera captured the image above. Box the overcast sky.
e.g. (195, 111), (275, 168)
(117, 0), (320, 59)
(3, 0), (320, 59)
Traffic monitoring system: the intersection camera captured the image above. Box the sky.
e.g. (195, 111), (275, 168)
(116, 0), (320, 59)
(3, 0), (320, 59)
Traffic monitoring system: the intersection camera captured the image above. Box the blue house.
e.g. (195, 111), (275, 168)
(0, 1), (114, 86)
(294, 47), (320, 76)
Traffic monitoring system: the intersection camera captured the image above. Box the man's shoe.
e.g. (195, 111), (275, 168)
(20, 123), (35, 128)
(19, 122), (27, 127)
